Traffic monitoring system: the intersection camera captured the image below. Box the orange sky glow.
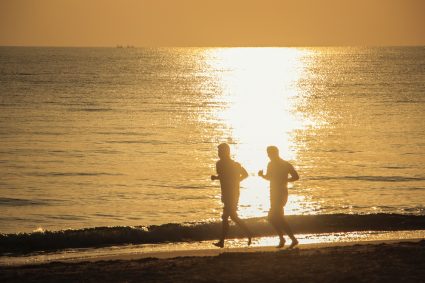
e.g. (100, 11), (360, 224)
(1, 0), (424, 47)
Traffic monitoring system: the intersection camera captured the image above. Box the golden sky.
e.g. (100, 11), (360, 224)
(1, 0), (424, 46)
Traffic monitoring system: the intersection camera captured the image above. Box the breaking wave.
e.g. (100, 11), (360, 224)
(1, 214), (425, 255)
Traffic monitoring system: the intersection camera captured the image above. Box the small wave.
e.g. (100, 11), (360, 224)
(106, 140), (170, 145)
(395, 100), (421, 104)
(147, 184), (215, 190)
(106, 140), (152, 144)
(31, 132), (65, 136)
(46, 215), (89, 221)
(0, 198), (48, 207)
(382, 166), (410, 169)
(176, 185), (216, 189)
(319, 149), (359, 153)
(306, 176), (425, 182)
(95, 132), (154, 136)
(66, 108), (113, 112)
(14, 72), (34, 76)
(1, 214), (425, 255)
(26, 172), (124, 177)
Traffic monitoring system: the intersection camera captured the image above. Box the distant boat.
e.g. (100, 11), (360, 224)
(116, 45), (135, 48)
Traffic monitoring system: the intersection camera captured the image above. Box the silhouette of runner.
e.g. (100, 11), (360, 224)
(211, 143), (252, 248)
(258, 146), (299, 249)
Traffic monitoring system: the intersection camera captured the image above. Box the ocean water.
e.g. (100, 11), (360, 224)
(0, 47), (424, 234)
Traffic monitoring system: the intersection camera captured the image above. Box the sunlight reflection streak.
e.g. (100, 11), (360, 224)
(204, 48), (318, 218)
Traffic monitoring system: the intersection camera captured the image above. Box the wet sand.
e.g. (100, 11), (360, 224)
(1, 240), (425, 282)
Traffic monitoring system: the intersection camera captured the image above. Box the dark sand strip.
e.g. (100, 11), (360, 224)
(1, 240), (425, 283)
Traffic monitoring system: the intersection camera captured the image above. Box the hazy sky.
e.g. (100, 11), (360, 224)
(1, 0), (424, 46)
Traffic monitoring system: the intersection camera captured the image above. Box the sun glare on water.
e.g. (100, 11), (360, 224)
(203, 48), (317, 218)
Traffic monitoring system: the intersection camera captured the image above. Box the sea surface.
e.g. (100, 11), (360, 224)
(0, 46), (424, 234)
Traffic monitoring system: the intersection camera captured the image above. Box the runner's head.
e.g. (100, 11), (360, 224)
(266, 146), (280, 160)
(218, 143), (231, 159)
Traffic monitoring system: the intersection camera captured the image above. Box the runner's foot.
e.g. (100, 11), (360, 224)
(276, 238), (286, 249)
(288, 239), (299, 249)
(213, 241), (224, 248)
(247, 235), (252, 246)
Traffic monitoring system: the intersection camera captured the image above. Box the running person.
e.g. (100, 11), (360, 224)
(258, 146), (299, 249)
(211, 143), (252, 248)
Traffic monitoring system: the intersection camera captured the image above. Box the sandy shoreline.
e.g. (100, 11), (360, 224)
(1, 239), (425, 282)
(59, 237), (425, 262)
(2, 230), (425, 266)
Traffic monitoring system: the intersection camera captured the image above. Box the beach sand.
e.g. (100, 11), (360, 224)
(1, 240), (425, 282)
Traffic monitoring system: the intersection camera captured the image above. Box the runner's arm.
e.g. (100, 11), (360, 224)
(240, 166), (249, 181)
(288, 163), (299, 182)
(258, 163), (271, 180)
(211, 162), (220, 180)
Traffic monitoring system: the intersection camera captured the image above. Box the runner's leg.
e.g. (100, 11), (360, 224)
(230, 211), (252, 246)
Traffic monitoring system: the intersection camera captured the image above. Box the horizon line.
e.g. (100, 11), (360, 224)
(1, 44), (425, 48)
